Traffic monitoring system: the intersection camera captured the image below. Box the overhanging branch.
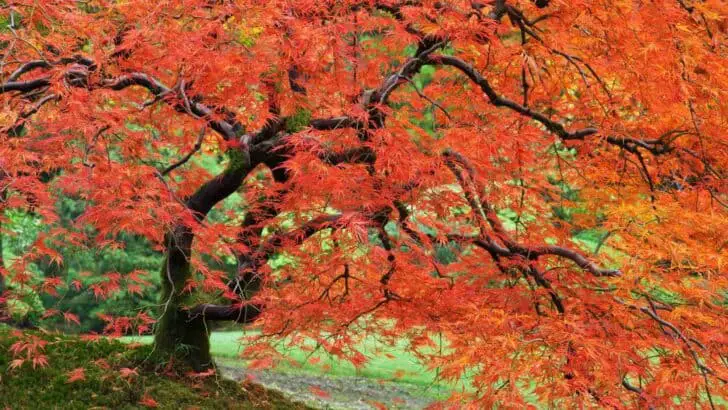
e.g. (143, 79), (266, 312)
(187, 303), (262, 324)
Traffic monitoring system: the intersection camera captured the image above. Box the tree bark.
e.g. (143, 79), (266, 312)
(153, 151), (253, 370)
(0, 189), (8, 324)
(0, 209), (5, 314)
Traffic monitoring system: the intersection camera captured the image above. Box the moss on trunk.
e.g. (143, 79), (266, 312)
(151, 157), (253, 371)
(153, 227), (212, 371)
(153, 297), (212, 371)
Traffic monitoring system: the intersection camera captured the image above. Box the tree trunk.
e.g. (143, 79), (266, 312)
(0, 220), (6, 310)
(154, 226), (212, 370)
(0, 189), (6, 322)
(152, 152), (252, 370)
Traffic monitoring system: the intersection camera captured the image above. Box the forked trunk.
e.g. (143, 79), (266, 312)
(151, 152), (252, 370)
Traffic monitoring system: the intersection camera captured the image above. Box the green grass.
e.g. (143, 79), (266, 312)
(0, 325), (308, 409)
(123, 331), (460, 400)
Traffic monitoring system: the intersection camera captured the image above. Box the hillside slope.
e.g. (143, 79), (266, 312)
(0, 326), (307, 410)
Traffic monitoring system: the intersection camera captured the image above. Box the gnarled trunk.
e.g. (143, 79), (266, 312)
(154, 226), (212, 370)
(153, 155), (251, 370)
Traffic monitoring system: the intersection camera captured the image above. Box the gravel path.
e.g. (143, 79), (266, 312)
(218, 364), (437, 409)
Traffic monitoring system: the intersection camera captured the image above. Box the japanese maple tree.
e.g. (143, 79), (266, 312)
(1, 0), (727, 407)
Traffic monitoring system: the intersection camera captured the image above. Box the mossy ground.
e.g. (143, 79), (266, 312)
(0, 325), (308, 409)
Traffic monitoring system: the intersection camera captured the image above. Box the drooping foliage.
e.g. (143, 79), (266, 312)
(1, 0), (727, 407)
(1, 195), (163, 330)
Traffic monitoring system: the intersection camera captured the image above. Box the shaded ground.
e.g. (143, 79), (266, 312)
(218, 363), (437, 410)
(0, 325), (308, 409)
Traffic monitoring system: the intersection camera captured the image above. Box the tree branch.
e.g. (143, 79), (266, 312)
(102, 73), (239, 140)
(161, 126), (207, 176)
(187, 303), (262, 323)
(0, 78), (51, 94)
(425, 54), (598, 140)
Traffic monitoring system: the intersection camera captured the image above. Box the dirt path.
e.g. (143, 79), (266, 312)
(218, 364), (437, 409)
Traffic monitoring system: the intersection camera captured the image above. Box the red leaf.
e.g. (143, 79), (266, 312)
(32, 355), (49, 369)
(248, 357), (274, 370)
(138, 394), (158, 408)
(66, 367), (86, 383)
(70, 279), (84, 291)
(367, 401), (388, 410)
(63, 312), (81, 326)
(309, 386), (330, 398)
(119, 367), (139, 379)
(9, 359), (24, 370)
(185, 368), (215, 378)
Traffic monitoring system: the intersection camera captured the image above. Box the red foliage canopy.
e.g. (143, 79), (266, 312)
(1, 0), (727, 407)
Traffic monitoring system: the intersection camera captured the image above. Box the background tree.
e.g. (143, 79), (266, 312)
(1, 0), (727, 407)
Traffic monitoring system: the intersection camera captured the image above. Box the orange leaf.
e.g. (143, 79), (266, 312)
(366, 401), (388, 410)
(66, 367), (86, 383)
(119, 367), (139, 379)
(138, 394), (158, 408)
(63, 312), (81, 326)
(248, 357), (274, 370)
(308, 386), (330, 398)
(32, 355), (49, 369)
(9, 359), (24, 370)
(185, 368), (216, 378)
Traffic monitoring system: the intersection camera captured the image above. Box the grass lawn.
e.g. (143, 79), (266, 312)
(122, 331), (461, 401)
